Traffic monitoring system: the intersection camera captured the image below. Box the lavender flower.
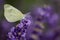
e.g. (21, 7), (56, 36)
(1, 19), (15, 32)
(7, 5), (59, 40)
(7, 14), (33, 40)
(30, 6), (52, 23)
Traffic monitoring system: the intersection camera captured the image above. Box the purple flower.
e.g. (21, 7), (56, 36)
(30, 6), (53, 23)
(7, 6), (59, 40)
(48, 13), (58, 24)
(1, 19), (15, 32)
(7, 15), (33, 40)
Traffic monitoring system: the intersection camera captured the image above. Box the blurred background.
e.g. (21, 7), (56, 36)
(0, 0), (60, 40)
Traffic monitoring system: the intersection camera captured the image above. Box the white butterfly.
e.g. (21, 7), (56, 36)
(4, 4), (24, 22)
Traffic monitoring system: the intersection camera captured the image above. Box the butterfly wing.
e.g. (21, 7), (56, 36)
(4, 4), (24, 22)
